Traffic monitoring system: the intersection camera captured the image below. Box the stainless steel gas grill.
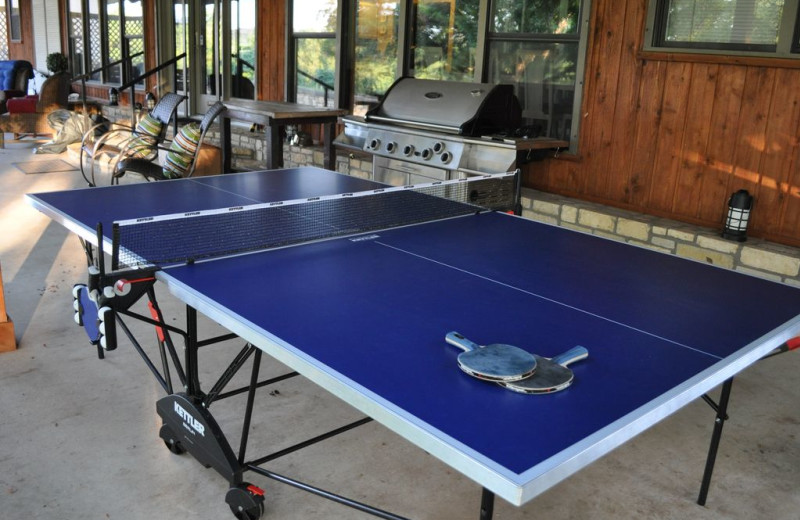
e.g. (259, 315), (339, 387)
(335, 77), (567, 189)
(365, 77), (521, 136)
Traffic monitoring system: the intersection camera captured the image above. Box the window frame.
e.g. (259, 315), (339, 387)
(287, 0), (338, 106)
(6, 0), (20, 42)
(481, 0), (589, 150)
(66, 0), (146, 86)
(644, 0), (800, 59)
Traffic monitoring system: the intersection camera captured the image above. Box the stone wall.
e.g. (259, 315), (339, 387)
(522, 189), (800, 287)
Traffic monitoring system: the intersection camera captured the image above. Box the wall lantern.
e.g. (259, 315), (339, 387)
(722, 189), (753, 242)
(145, 92), (156, 110)
(108, 88), (119, 106)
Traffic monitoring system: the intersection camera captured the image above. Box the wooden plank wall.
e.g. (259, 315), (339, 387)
(259, 0), (286, 101)
(529, 0), (800, 248)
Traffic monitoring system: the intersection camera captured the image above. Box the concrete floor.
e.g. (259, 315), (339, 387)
(0, 142), (798, 520)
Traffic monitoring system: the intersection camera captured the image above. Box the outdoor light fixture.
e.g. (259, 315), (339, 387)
(145, 92), (156, 110)
(108, 88), (119, 106)
(722, 189), (753, 242)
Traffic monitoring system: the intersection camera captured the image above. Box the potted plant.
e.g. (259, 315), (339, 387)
(45, 52), (69, 75)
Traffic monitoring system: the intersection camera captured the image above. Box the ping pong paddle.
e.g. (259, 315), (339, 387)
(445, 331), (537, 382)
(761, 336), (800, 360)
(499, 346), (588, 394)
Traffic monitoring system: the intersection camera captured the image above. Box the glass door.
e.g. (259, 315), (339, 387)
(198, 0), (221, 109)
(230, 0), (256, 98)
(169, 0), (256, 115)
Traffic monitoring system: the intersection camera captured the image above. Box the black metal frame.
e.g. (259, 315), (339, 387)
(79, 231), (432, 519)
(124, 293), (425, 519)
(76, 229), (771, 520)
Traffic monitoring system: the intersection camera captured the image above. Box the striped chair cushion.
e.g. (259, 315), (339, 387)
(162, 123), (201, 179)
(126, 113), (163, 159)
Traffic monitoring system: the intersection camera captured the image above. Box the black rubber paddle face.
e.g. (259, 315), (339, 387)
(499, 346), (588, 394)
(499, 355), (573, 393)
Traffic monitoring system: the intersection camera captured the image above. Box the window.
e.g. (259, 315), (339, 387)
(230, 0), (257, 99)
(646, 0), (800, 57)
(409, 0), (480, 81)
(173, 0), (189, 92)
(353, 0), (399, 115)
(69, 0), (144, 85)
(290, 0), (337, 107)
(68, 0), (104, 81)
(0, 0), (9, 60)
(6, 0), (20, 41)
(104, 0), (145, 84)
(486, 0), (583, 140)
(67, 0), (85, 76)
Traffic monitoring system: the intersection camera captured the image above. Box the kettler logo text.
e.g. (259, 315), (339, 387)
(174, 402), (205, 436)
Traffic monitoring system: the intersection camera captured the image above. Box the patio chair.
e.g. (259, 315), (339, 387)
(110, 101), (226, 184)
(0, 71), (70, 147)
(79, 92), (186, 186)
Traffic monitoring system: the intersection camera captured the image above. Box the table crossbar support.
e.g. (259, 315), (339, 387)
(247, 417), (374, 468)
(146, 286), (187, 391)
(215, 371), (300, 400)
(205, 343), (257, 408)
(116, 314), (170, 393)
(246, 465), (412, 520)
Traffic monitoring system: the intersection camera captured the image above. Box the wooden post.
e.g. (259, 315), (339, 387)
(0, 261), (16, 352)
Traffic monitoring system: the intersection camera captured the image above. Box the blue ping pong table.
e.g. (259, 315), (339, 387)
(27, 166), (800, 519)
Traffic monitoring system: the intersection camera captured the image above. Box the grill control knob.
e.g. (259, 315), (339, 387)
(385, 141), (397, 153)
(402, 145), (415, 156)
(433, 141), (446, 154)
(421, 148), (433, 160)
(440, 151), (452, 164)
(368, 138), (381, 150)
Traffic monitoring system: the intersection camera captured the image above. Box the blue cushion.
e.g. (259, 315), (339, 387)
(0, 60), (32, 90)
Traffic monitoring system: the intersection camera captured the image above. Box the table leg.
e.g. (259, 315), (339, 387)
(479, 488), (494, 520)
(185, 306), (203, 397)
(323, 122), (335, 170)
(697, 378), (734, 505)
(265, 122), (282, 169)
(221, 116), (232, 173)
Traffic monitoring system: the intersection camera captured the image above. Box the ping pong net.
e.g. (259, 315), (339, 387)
(112, 171), (517, 268)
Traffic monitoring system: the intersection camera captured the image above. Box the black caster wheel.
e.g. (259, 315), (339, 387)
(226, 483), (265, 520)
(158, 424), (186, 455)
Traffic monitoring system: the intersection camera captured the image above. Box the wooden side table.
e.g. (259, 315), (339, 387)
(219, 99), (346, 171)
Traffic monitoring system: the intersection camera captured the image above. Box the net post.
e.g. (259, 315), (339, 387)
(95, 223), (105, 274)
(111, 223), (120, 271)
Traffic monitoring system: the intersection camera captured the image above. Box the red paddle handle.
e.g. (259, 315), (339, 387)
(763, 336), (800, 360)
(148, 301), (166, 343)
